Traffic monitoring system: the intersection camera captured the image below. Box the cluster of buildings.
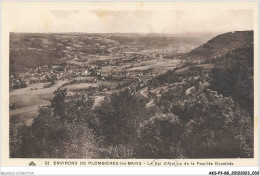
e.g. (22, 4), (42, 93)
(9, 63), (101, 90)
(10, 65), (60, 89)
(10, 47), (166, 91)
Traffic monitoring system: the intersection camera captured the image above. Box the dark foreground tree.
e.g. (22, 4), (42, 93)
(51, 89), (95, 123)
(173, 89), (253, 158)
(137, 113), (185, 158)
(13, 106), (98, 158)
(94, 89), (149, 146)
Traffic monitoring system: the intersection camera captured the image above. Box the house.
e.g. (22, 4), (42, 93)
(81, 70), (89, 76)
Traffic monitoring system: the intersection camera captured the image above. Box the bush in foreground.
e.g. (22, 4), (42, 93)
(13, 106), (98, 158)
(137, 113), (185, 158)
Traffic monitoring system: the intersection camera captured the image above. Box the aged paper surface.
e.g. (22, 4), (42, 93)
(1, 1), (259, 167)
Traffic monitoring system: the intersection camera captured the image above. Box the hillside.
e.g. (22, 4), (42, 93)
(184, 31), (253, 60)
(209, 46), (254, 116)
(9, 33), (211, 76)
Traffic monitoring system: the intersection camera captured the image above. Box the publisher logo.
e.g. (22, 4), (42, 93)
(29, 161), (36, 166)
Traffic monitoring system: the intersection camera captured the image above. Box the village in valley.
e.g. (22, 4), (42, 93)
(10, 33), (209, 142)
(10, 34), (200, 105)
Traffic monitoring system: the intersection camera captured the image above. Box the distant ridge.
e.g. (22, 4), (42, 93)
(183, 31), (253, 60)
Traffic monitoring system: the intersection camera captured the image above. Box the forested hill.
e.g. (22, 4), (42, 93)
(184, 31), (253, 61)
(209, 46), (254, 116)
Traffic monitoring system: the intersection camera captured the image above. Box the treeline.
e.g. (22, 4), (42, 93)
(12, 87), (253, 158)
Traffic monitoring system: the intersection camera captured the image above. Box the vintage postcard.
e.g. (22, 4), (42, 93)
(1, 1), (259, 174)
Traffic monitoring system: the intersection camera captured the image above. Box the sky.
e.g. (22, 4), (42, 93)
(6, 8), (254, 34)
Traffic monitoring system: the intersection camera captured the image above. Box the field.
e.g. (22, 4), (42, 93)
(9, 80), (67, 142)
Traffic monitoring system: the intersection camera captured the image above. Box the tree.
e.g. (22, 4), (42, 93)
(137, 113), (185, 158)
(51, 89), (67, 119)
(94, 89), (148, 146)
(51, 89), (95, 123)
(173, 89), (253, 158)
(64, 93), (95, 123)
(13, 106), (98, 158)
(209, 47), (254, 116)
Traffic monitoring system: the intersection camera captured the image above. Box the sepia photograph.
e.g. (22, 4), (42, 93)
(1, 1), (259, 172)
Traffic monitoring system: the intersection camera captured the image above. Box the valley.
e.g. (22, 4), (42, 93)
(10, 31), (254, 159)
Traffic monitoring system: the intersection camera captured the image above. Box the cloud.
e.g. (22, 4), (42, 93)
(7, 8), (253, 33)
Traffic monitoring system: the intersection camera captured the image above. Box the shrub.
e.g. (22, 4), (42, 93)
(13, 106), (98, 158)
(174, 89), (253, 158)
(94, 89), (149, 146)
(51, 89), (95, 123)
(97, 145), (134, 159)
(137, 113), (185, 159)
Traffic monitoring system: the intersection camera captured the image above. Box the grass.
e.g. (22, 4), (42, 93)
(9, 80), (67, 142)
(128, 59), (181, 73)
(65, 83), (97, 91)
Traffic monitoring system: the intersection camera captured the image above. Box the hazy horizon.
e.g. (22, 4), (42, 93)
(6, 9), (253, 34)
